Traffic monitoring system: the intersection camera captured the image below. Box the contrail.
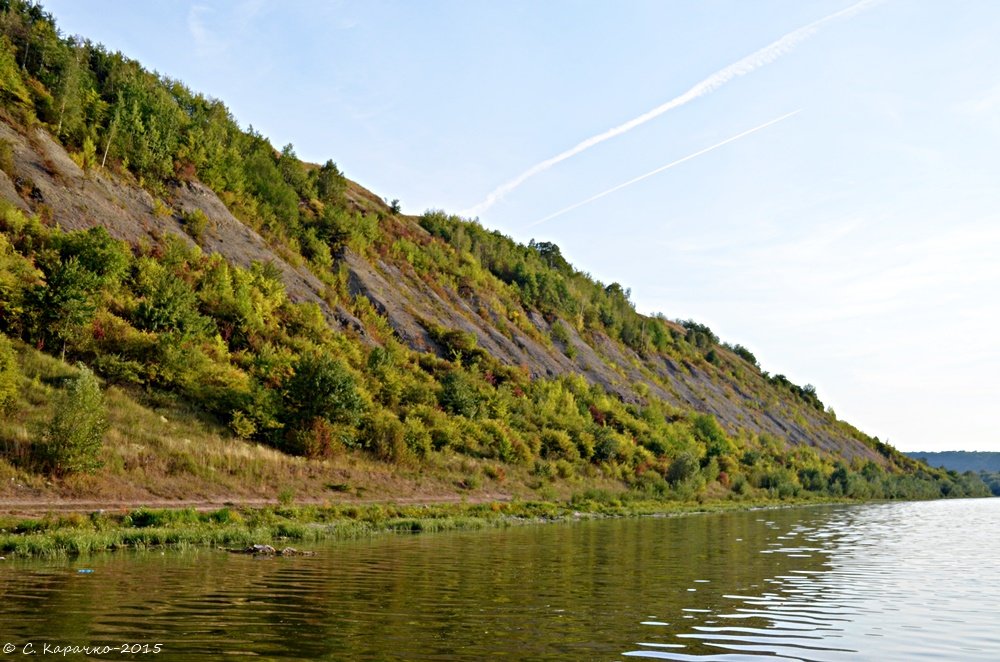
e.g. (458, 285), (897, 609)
(526, 109), (802, 229)
(462, 0), (878, 217)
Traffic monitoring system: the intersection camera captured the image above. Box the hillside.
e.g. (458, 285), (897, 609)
(0, 1), (986, 505)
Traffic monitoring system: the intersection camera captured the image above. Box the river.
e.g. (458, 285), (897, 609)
(2, 498), (998, 660)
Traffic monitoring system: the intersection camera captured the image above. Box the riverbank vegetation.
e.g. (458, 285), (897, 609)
(0, 497), (875, 558)
(0, 0), (991, 523)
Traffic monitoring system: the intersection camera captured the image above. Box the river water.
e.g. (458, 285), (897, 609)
(1, 498), (998, 660)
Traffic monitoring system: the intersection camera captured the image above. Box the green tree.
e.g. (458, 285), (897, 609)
(40, 364), (107, 475)
(314, 159), (345, 204)
(692, 413), (735, 459)
(0, 36), (31, 109)
(667, 451), (700, 484)
(59, 227), (131, 288)
(278, 143), (314, 200)
(283, 353), (364, 428)
(27, 256), (100, 356)
(133, 259), (212, 338)
(0, 333), (20, 413)
(438, 369), (480, 418)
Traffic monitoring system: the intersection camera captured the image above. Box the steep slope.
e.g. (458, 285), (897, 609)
(0, 0), (984, 504)
(0, 110), (882, 466)
(0, 121), (367, 336)
(0, 116), (878, 462)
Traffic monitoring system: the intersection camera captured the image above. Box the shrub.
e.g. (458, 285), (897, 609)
(361, 410), (408, 462)
(59, 227), (132, 288)
(180, 209), (211, 241)
(666, 451), (699, 484)
(403, 417), (432, 458)
(438, 369), (480, 418)
(0, 333), (19, 412)
(284, 353), (364, 427)
(133, 263), (213, 338)
(0, 138), (14, 177)
(692, 413), (734, 459)
(283, 417), (349, 459)
(40, 365), (107, 475)
(540, 428), (579, 461)
(550, 320), (570, 345)
(730, 343), (759, 368)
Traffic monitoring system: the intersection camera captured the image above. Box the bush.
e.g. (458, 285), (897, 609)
(667, 451), (699, 484)
(550, 320), (570, 345)
(540, 428), (579, 461)
(284, 353), (364, 427)
(361, 410), (408, 463)
(180, 209), (211, 241)
(0, 138), (14, 177)
(40, 365), (107, 475)
(438, 369), (480, 418)
(0, 333), (19, 412)
(403, 417), (432, 458)
(282, 417), (349, 459)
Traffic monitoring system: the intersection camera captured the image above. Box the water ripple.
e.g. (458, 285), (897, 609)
(3, 499), (999, 660)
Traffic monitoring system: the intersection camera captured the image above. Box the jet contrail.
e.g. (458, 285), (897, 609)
(462, 0), (878, 218)
(526, 109), (802, 229)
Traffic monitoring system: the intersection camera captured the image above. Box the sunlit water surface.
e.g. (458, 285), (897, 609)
(2, 498), (999, 660)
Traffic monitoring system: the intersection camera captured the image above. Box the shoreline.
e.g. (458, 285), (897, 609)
(0, 495), (861, 559)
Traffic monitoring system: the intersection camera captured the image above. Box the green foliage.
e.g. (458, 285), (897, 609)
(667, 451), (699, 484)
(438, 369), (481, 418)
(0, 138), (14, 176)
(978, 471), (1000, 496)
(768, 373), (825, 412)
(361, 410), (407, 462)
(540, 428), (579, 462)
(283, 353), (364, 428)
(283, 417), (350, 459)
(428, 326), (483, 364)
(0, 332), (19, 412)
(728, 343), (759, 368)
(691, 413), (735, 460)
(550, 320), (570, 345)
(27, 256), (100, 353)
(180, 208), (211, 241)
(314, 159), (346, 204)
(681, 320), (718, 349)
(40, 364), (107, 475)
(133, 259), (212, 338)
(0, 229), (38, 332)
(58, 227), (131, 288)
(108, 68), (186, 179)
(0, 36), (31, 108)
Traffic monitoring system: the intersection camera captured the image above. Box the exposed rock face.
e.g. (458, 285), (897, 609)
(0, 121), (366, 338)
(0, 118), (879, 464)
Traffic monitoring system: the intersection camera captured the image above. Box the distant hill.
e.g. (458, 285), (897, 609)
(905, 452), (1000, 473)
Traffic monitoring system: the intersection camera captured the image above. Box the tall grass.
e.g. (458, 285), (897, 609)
(0, 496), (848, 559)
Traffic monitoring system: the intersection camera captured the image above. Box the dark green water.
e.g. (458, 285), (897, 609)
(2, 498), (999, 660)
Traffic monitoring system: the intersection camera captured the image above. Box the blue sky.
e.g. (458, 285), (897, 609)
(43, 0), (1000, 452)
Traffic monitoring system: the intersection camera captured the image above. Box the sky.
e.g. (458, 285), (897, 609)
(41, 0), (1000, 452)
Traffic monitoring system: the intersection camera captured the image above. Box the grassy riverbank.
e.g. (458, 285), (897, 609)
(0, 493), (855, 559)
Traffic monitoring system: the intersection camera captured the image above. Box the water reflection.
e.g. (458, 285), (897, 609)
(1, 500), (999, 660)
